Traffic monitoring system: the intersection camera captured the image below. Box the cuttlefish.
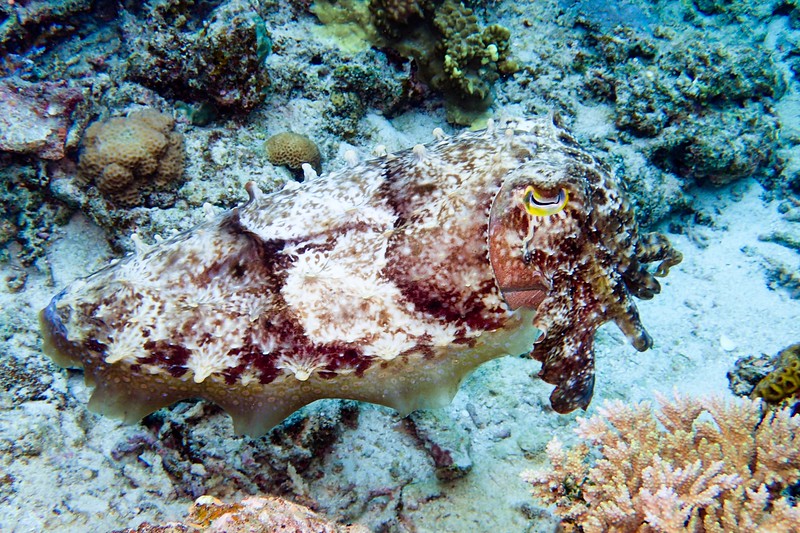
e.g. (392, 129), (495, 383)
(40, 115), (681, 436)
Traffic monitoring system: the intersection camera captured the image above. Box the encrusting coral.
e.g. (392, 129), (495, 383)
(523, 393), (800, 532)
(76, 108), (185, 206)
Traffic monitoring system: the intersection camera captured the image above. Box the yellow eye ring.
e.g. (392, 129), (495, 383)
(522, 186), (569, 217)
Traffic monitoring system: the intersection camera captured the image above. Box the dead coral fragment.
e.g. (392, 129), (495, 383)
(265, 132), (322, 175)
(120, 495), (369, 533)
(523, 393), (800, 532)
(77, 109), (185, 206)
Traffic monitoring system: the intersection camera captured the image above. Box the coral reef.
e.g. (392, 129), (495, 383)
(523, 394), (800, 531)
(690, 0), (790, 20)
(264, 132), (322, 174)
(0, 78), (84, 160)
(752, 343), (800, 403)
(76, 108), (185, 206)
(317, 0), (517, 123)
(123, 0), (272, 112)
(432, 0), (517, 115)
(117, 495), (369, 533)
(583, 27), (782, 187)
(0, 0), (92, 54)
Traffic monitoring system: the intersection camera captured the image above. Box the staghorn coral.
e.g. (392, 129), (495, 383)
(752, 343), (800, 404)
(264, 132), (322, 175)
(523, 393), (800, 532)
(77, 108), (185, 206)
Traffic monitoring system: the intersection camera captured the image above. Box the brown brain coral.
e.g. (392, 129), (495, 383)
(264, 132), (322, 175)
(77, 109), (185, 206)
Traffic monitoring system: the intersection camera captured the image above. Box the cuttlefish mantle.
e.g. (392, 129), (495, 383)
(40, 115), (681, 436)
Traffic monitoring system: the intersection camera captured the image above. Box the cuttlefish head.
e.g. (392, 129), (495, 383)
(488, 156), (681, 413)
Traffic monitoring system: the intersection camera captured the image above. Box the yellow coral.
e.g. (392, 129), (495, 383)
(523, 393), (800, 532)
(264, 132), (322, 174)
(77, 108), (185, 206)
(752, 343), (800, 403)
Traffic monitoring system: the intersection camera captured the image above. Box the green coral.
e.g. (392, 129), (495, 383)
(319, 0), (518, 124)
(125, 0), (272, 112)
(433, 2), (517, 113)
(752, 344), (800, 403)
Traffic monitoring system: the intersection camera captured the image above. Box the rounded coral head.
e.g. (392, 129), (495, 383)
(264, 132), (321, 175)
(77, 108), (184, 206)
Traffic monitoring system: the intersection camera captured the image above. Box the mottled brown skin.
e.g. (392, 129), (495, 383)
(40, 115), (680, 435)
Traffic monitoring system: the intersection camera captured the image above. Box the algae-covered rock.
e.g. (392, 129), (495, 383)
(648, 105), (780, 187)
(0, 0), (92, 54)
(583, 26), (783, 188)
(124, 0), (272, 112)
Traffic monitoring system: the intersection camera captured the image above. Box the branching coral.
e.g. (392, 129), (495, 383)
(523, 393), (800, 532)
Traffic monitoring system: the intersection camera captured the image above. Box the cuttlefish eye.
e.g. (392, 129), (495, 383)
(522, 185), (569, 217)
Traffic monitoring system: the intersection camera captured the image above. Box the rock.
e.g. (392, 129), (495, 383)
(0, 78), (83, 160)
